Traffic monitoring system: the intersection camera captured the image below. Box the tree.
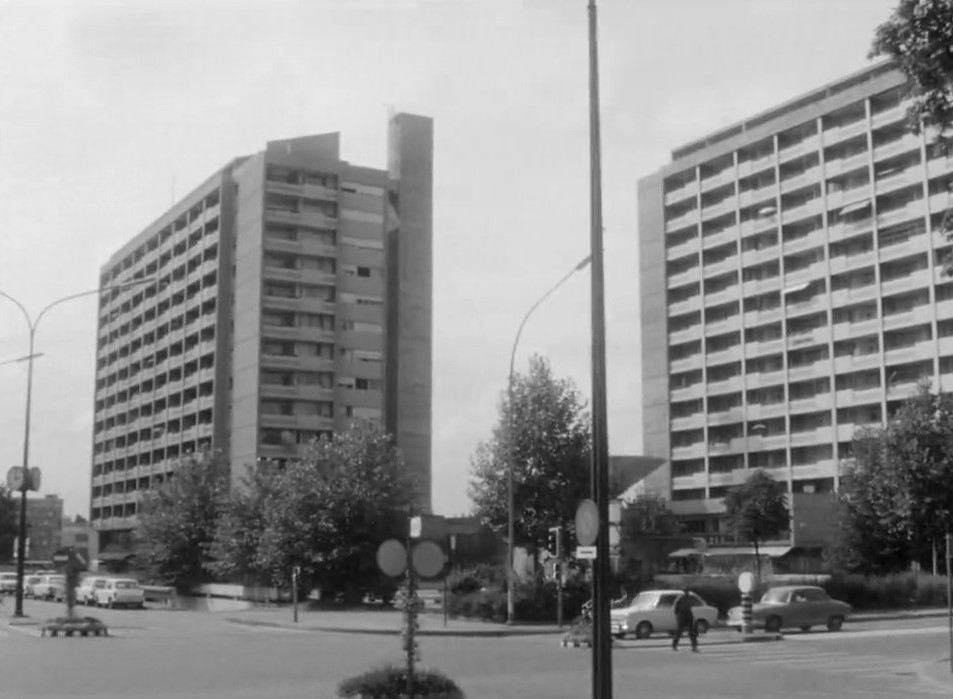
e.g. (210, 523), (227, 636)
(723, 470), (790, 579)
(832, 386), (953, 572)
(468, 355), (591, 563)
(249, 422), (413, 602)
(870, 1), (953, 259)
(0, 486), (17, 564)
(136, 449), (230, 591)
(871, 0), (953, 156)
(207, 458), (283, 587)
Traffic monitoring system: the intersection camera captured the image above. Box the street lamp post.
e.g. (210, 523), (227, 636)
(0, 279), (154, 617)
(506, 255), (591, 624)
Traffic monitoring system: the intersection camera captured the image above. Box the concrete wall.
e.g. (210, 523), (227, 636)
(385, 113), (434, 512)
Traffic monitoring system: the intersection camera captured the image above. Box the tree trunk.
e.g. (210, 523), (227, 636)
(932, 539), (938, 577)
(754, 539), (762, 580)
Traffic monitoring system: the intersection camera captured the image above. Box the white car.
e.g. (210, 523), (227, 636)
(33, 574), (67, 601)
(94, 578), (145, 609)
(75, 576), (110, 606)
(610, 589), (719, 640)
(0, 572), (18, 594)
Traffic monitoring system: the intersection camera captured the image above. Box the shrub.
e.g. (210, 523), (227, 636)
(822, 572), (947, 609)
(338, 665), (465, 699)
(446, 564), (505, 596)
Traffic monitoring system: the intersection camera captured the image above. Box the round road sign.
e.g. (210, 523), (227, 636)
(376, 539), (407, 577)
(412, 540), (446, 579)
(575, 499), (599, 546)
(738, 572), (755, 594)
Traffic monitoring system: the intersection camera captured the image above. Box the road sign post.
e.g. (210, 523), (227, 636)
(292, 566), (300, 624)
(946, 533), (952, 674)
(738, 572), (755, 635)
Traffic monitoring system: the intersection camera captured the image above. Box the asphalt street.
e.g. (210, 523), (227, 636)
(2, 599), (951, 699)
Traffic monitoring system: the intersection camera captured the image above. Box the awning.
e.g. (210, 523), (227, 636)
(838, 199), (871, 216)
(783, 281), (810, 296)
(703, 546), (793, 558)
(668, 548), (704, 558)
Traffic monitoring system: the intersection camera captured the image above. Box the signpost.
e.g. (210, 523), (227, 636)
(291, 566), (300, 624)
(576, 546), (597, 560)
(946, 533), (952, 675)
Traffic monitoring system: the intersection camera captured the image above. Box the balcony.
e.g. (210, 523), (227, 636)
(263, 236), (303, 254)
(791, 459), (838, 480)
(666, 237), (699, 261)
(665, 180), (699, 207)
(789, 425), (834, 447)
(788, 361), (831, 383)
(701, 169), (735, 192)
(833, 353), (882, 374)
(707, 376), (744, 398)
(671, 472), (708, 491)
(668, 296), (701, 317)
(670, 384), (705, 402)
(836, 386), (883, 406)
(670, 413), (706, 431)
(740, 246), (781, 267)
(702, 197), (737, 221)
(782, 198), (824, 225)
(788, 395), (830, 414)
(667, 267), (702, 289)
(829, 251), (876, 275)
(780, 167), (822, 195)
(872, 133), (921, 161)
(927, 155), (953, 180)
(745, 402), (788, 421)
(706, 407), (745, 426)
(745, 370), (785, 389)
(875, 168), (924, 197)
(882, 308), (930, 333)
(871, 103), (905, 129)
(785, 295), (828, 319)
(884, 338), (934, 365)
(780, 134), (821, 162)
(829, 285), (878, 309)
(266, 207), (337, 231)
(738, 187), (775, 208)
(832, 317), (880, 341)
(703, 256), (739, 278)
(704, 286), (740, 308)
(783, 261), (827, 286)
(828, 215), (873, 242)
(877, 200), (926, 229)
(742, 277), (781, 298)
(783, 232), (824, 256)
(824, 151), (870, 177)
(669, 354), (704, 374)
(704, 347), (743, 368)
(665, 208), (701, 233)
(928, 190), (953, 214)
(823, 118), (868, 146)
(787, 326), (830, 348)
(739, 216), (778, 237)
(826, 184), (873, 212)
(668, 325), (703, 345)
(737, 154), (776, 178)
(704, 314), (742, 336)
(744, 337), (784, 357)
(701, 227), (736, 251)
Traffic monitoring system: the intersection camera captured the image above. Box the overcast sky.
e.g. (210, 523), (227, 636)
(0, 0), (897, 518)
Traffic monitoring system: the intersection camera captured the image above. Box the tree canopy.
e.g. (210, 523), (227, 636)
(829, 387), (953, 573)
(468, 354), (591, 554)
(871, 0), (953, 155)
(723, 470), (790, 577)
(0, 486), (18, 564)
(136, 449), (230, 590)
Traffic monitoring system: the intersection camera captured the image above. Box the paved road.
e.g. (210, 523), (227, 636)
(2, 600), (950, 699)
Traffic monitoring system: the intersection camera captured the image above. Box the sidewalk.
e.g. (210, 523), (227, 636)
(223, 604), (950, 638)
(917, 657), (953, 693)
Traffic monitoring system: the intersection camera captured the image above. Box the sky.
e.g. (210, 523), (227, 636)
(0, 0), (899, 519)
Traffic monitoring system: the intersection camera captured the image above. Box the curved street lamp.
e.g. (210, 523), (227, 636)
(506, 254), (591, 624)
(0, 278), (155, 617)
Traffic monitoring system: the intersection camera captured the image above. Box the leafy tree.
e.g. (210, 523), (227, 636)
(468, 354), (591, 563)
(871, 0), (953, 156)
(0, 486), (18, 564)
(252, 422), (413, 603)
(621, 492), (683, 538)
(870, 1), (953, 259)
(137, 449), (230, 591)
(723, 470), (790, 578)
(207, 458), (283, 586)
(833, 387), (953, 572)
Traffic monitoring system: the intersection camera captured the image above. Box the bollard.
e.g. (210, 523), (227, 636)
(741, 592), (753, 634)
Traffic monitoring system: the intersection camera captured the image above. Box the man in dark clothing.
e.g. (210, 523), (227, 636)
(672, 589), (699, 652)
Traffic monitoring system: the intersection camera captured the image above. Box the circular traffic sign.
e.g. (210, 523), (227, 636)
(738, 572), (755, 594)
(376, 539), (407, 577)
(575, 499), (599, 546)
(412, 540), (446, 579)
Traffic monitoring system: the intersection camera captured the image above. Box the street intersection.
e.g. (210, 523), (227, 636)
(1, 600), (950, 699)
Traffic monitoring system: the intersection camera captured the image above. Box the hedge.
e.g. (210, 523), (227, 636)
(447, 580), (590, 623)
(338, 665), (464, 699)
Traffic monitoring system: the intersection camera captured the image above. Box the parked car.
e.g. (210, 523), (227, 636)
(33, 574), (67, 601)
(610, 589), (719, 640)
(24, 574), (44, 598)
(727, 585), (851, 633)
(94, 578), (145, 609)
(75, 576), (110, 606)
(0, 572), (18, 594)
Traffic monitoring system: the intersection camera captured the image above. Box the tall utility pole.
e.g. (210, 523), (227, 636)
(586, 1), (612, 698)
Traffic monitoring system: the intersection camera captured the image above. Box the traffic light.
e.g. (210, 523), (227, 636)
(547, 526), (562, 557)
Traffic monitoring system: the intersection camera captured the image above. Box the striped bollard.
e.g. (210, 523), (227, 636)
(741, 593), (753, 634)
(738, 572), (755, 635)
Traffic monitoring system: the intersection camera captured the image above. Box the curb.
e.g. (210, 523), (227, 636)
(224, 618), (559, 638)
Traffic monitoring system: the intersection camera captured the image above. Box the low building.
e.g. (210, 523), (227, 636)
(16, 494), (64, 563)
(60, 516), (98, 565)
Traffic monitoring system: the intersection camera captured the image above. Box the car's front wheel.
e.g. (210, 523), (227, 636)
(827, 615), (844, 632)
(634, 621), (653, 640)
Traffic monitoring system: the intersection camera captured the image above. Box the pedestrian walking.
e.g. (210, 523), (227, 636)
(671, 588), (699, 652)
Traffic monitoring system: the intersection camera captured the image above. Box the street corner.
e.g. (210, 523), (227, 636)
(7, 616), (40, 627)
(916, 658), (953, 693)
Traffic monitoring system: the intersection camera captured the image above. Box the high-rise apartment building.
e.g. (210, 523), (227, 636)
(638, 62), (953, 539)
(90, 114), (433, 549)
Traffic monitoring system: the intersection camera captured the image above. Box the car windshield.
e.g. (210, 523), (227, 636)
(628, 593), (658, 609)
(115, 581), (139, 589)
(760, 589), (789, 604)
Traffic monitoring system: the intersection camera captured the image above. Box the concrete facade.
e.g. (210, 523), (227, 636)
(638, 60), (953, 538)
(90, 115), (434, 546)
(17, 494), (64, 562)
